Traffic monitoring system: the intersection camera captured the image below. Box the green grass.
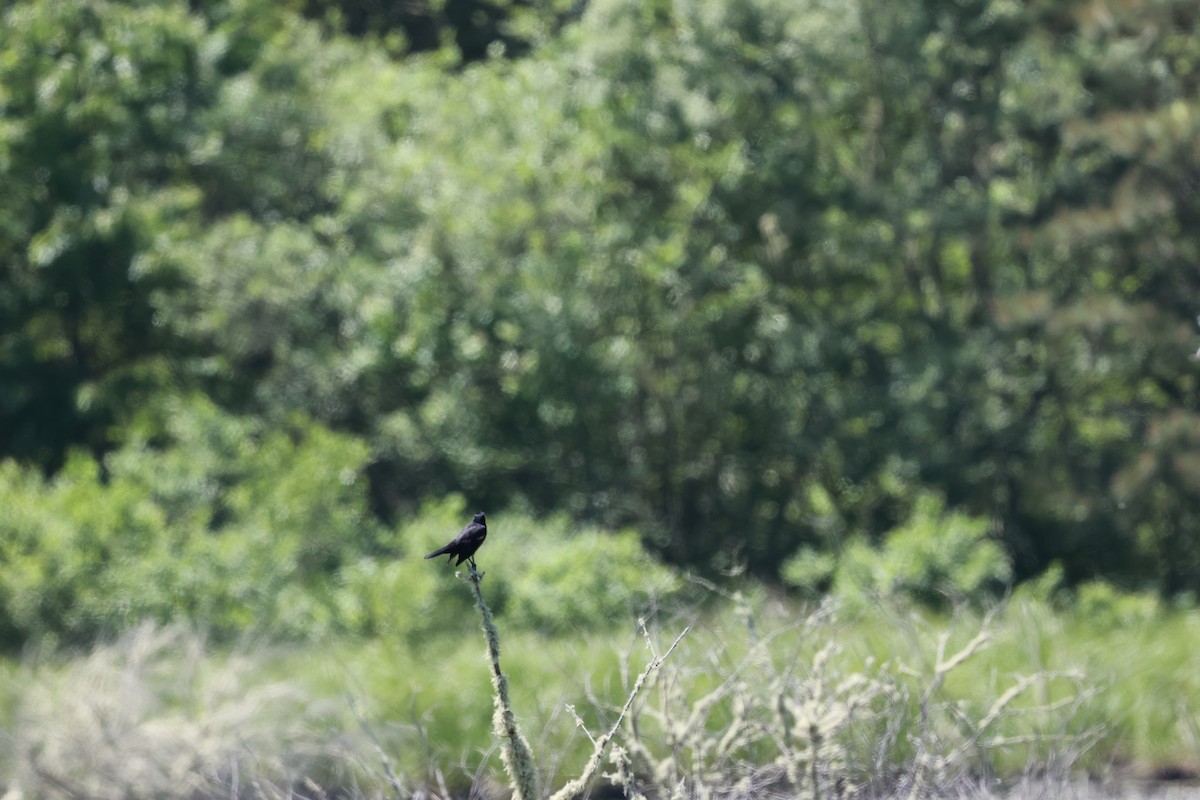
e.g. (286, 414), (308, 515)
(2, 590), (1198, 798)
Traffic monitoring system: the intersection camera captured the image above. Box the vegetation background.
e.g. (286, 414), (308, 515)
(1, 0), (1199, 796)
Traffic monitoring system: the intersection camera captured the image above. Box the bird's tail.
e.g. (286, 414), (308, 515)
(424, 545), (449, 559)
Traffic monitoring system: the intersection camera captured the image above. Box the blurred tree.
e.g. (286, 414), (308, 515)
(961, 0), (1200, 585)
(298, 0), (580, 61)
(294, 0), (1200, 587)
(3, 0), (1199, 600)
(0, 0), (326, 469)
(0, 0), (213, 467)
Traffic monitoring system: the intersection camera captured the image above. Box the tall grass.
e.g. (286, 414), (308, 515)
(2, 591), (1196, 798)
(3, 624), (356, 799)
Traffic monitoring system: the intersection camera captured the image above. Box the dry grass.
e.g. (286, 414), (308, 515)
(4, 623), (359, 799)
(583, 596), (1102, 800)
(0, 596), (1118, 800)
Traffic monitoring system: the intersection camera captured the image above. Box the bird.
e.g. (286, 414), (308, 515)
(425, 511), (488, 568)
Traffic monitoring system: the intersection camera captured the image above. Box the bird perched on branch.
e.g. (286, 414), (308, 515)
(424, 511), (487, 568)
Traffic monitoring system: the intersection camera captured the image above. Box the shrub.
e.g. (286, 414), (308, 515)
(0, 455), (167, 646)
(335, 497), (478, 642)
(1072, 580), (1162, 629)
(829, 493), (1012, 611)
(0, 395), (381, 647)
(503, 522), (682, 635)
(781, 546), (837, 597)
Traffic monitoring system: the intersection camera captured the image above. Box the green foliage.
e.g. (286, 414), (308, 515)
(0, 0), (207, 466)
(0, 395), (379, 646)
(504, 524), (681, 635)
(0, 454), (163, 646)
(336, 502), (685, 641)
(825, 494), (1012, 611)
(1012, 560), (1067, 607)
(780, 546), (837, 598)
(293, 0), (1199, 589)
(4, 0), (1200, 618)
(1071, 580), (1162, 630)
(299, 0), (578, 62)
(107, 396), (379, 641)
(0, 0), (329, 468)
(335, 497), (478, 642)
(0, 435), (683, 648)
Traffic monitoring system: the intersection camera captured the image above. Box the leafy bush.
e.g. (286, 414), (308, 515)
(0, 395), (380, 646)
(336, 501), (685, 639)
(335, 497), (478, 643)
(1071, 580), (1162, 629)
(502, 522), (682, 635)
(826, 494), (1012, 611)
(0, 454), (167, 647)
(780, 546), (837, 598)
(0, 430), (685, 648)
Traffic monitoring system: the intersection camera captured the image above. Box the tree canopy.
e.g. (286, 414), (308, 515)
(3, 0), (1199, 639)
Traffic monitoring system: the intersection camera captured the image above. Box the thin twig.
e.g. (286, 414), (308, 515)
(548, 626), (690, 800)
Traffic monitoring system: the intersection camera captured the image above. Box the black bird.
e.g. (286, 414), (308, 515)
(425, 512), (488, 568)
